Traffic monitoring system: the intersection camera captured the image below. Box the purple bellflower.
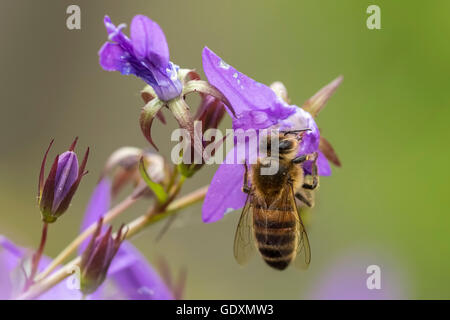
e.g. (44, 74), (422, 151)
(38, 138), (89, 223)
(98, 15), (234, 156)
(201, 47), (342, 223)
(99, 15), (182, 102)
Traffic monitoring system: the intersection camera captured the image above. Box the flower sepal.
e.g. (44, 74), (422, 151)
(182, 80), (235, 117)
(138, 156), (168, 203)
(301, 76), (343, 118)
(139, 97), (166, 150)
(177, 163), (197, 178)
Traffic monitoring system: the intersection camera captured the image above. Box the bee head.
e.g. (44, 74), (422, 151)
(261, 129), (310, 159)
(278, 129), (310, 158)
(278, 135), (298, 156)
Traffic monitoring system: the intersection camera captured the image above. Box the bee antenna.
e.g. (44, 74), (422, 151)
(281, 129), (311, 136)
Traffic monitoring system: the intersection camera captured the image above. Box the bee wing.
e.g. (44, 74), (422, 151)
(233, 194), (255, 265)
(289, 184), (312, 270)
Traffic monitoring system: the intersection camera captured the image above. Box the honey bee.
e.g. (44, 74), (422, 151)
(234, 129), (319, 270)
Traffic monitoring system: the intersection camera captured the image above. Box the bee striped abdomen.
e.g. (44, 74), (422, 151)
(253, 207), (298, 270)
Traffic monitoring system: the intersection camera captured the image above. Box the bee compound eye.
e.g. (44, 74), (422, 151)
(279, 140), (292, 151)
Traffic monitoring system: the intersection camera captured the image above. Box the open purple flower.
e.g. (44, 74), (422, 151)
(38, 138), (89, 223)
(99, 15), (182, 101)
(201, 47), (342, 223)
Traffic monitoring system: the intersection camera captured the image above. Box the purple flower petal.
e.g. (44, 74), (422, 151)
(202, 47), (296, 130)
(99, 15), (182, 101)
(130, 15), (169, 67)
(0, 236), (23, 299)
(98, 42), (126, 72)
(107, 242), (173, 300)
(103, 16), (132, 50)
(317, 151), (331, 176)
(52, 151), (79, 212)
(202, 157), (247, 223)
(79, 178), (112, 252)
(0, 236), (82, 300)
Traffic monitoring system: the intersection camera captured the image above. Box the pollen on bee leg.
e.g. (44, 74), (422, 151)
(306, 152), (318, 162)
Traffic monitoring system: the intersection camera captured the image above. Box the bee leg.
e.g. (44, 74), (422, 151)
(292, 155), (307, 164)
(242, 163), (250, 194)
(295, 192), (312, 207)
(302, 153), (319, 190)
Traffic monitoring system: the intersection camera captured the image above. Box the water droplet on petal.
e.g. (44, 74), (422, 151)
(251, 111), (269, 125)
(166, 62), (179, 81)
(219, 60), (230, 69)
(233, 73), (238, 79)
(138, 286), (155, 297)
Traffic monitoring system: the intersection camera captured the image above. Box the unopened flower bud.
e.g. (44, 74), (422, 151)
(177, 95), (227, 177)
(100, 147), (169, 198)
(38, 138), (89, 223)
(196, 95), (226, 132)
(80, 218), (127, 295)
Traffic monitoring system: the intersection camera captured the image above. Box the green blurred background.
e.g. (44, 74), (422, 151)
(1, 0), (449, 299)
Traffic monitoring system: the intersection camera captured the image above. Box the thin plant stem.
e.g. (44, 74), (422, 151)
(126, 184), (206, 239)
(24, 222), (48, 290)
(17, 185), (208, 300)
(166, 165), (179, 192)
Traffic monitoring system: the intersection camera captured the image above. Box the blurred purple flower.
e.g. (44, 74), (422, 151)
(38, 138), (89, 223)
(99, 15), (182, 101)
(0, 235), (82, 300)
(201, 47), (336, 223)
(0, 233), (173, 300)
(0, 179), (174, 299)
(309, 252), (408, 300)
(79, 178), (174, 299)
